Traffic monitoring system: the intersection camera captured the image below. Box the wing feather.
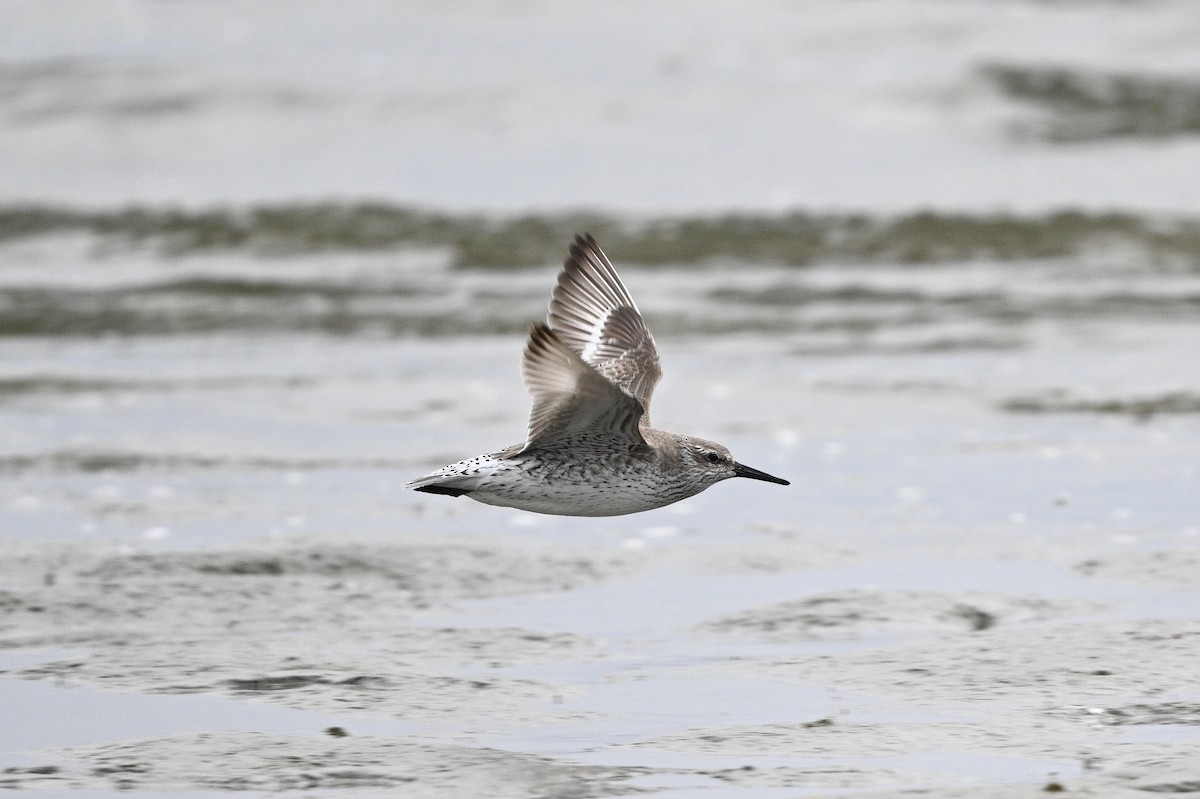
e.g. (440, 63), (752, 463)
(520, 323), (646, 450)
(547, 234), (662, 418)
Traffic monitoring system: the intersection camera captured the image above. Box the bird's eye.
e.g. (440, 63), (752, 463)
(705, 452), (721, 464)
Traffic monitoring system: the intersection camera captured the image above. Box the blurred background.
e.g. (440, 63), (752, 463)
(4, 0), (1200, 212)
(3, 4), (1200, 793)
(1, 0), (1198, 546)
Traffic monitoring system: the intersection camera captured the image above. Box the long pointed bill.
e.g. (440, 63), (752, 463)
(733, 462), (790, 485)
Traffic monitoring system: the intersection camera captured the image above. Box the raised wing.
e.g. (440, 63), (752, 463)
(520, 323), (647, 450)
(548, 234), (662, 418)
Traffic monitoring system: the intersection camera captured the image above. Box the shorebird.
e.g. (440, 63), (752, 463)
(406, 234), (789, 516)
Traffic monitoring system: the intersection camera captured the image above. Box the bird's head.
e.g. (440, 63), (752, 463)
(681, 437), (790, 489)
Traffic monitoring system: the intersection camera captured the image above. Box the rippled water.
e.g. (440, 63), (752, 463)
(3, 2), (1200, 795)
(3, 217), (1197, 546)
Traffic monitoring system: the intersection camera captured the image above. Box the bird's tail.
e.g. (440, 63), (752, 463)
(404, 453), (510, 498)
(403, 471), (480, 497)
(410, 482), (469, 497)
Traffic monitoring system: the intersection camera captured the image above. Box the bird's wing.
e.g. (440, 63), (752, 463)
(520, 323), (647, 451)
(548, 234), (662, 418)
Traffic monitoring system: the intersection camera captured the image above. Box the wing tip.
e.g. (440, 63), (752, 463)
(526, 321), (559, 354)
(522, 322), (582, 397)
(565, 232), (606, 270)
(558, 233), (634, 315)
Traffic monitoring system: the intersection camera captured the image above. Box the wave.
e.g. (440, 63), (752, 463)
(0, 449), (414, 475)
(4, 203), (1199, 339)
(4, 203), (1200, 266)
(1001, 391), (1200, 419)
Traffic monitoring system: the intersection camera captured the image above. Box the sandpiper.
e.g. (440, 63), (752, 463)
(406, 234), (789, 516)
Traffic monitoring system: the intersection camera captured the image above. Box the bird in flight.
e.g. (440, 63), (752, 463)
(406, 234), (789, 516)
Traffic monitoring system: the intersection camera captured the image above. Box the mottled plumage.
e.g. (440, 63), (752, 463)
(405, 234), (788, 516)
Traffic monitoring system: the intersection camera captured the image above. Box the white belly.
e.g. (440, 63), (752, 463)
(466, 461), (697, 517)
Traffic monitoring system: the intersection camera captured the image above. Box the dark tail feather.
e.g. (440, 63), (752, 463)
(413, 485), (469, 497)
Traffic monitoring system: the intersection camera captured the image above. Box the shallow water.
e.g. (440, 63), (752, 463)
(3, 1), (1200, 795)
(2, 242), (1199, 794)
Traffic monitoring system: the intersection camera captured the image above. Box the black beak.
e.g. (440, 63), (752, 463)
(733, 462), (790, 486)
